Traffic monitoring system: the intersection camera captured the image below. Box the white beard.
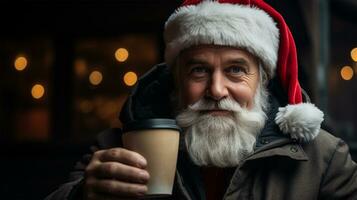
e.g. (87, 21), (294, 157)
(176, 86), (268, 167)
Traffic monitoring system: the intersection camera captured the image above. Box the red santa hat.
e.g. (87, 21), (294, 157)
(164, 0), (324, 142)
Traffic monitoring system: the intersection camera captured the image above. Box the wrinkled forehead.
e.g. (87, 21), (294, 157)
(179, 44), (253, 57)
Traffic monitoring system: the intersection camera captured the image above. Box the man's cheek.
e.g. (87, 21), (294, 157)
(184, 82), (206, 104)
(229, 85), (255, 108)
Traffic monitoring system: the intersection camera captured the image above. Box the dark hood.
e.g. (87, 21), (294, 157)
(119, 63), (176, 124)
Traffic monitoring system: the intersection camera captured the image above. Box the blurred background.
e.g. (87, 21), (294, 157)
(0, 0), (356, 199)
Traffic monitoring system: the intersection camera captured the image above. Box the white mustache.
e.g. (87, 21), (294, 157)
(188, 98), (243, 113)
(177, 98), (244, 128)
(177, 97), (266, 129)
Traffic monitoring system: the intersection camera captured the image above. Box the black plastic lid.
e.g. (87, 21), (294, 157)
(123, 118), (181, 133)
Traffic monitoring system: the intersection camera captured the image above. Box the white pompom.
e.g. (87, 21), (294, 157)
(275, 103), (324, 143)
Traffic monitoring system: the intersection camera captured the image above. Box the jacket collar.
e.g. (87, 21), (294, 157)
(255, 93), (288, 148)
(252, 94), (309, 161)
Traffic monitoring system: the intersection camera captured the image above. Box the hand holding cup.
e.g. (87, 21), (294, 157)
(83, 147), (150, 199)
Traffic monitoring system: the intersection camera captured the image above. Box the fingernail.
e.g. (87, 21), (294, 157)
(137, 158), (147, 168)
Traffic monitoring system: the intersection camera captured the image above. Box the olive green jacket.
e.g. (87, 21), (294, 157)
(172, 129), (357, 200)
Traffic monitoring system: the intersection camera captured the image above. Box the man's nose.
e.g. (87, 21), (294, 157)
(206, 72), (229, 101)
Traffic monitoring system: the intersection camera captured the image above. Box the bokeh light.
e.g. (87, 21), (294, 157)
(351, 48), (357, 62)
(14, 56), (28, 71)
(340, 66), (354, 80)
(89, 70), (103, 85)
(123, 71), (138, 86)
(74, 59), (88, 78)
(31, 84), (45, 99)
(115, 48), (129, 62)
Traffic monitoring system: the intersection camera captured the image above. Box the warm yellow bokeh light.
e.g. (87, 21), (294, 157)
(351, 48), (357, 62)
(340, 66), (354, 80)
(14, 56), (28, 71)
(89, 70), (103, 85)
(115, 48), (129, 62)
(123, 71), (138, 86)
(31, 84), (45, 99)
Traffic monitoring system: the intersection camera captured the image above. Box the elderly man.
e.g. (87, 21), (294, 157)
(46, 0), (357, 199)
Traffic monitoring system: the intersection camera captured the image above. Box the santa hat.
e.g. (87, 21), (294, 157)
(164, 0), (324, 142)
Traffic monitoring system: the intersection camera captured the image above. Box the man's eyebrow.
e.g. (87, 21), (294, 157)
(225, 58), (249, 65)
(185, 58), (210, 65)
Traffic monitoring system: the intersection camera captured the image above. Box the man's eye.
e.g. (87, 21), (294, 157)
(225, 66), (247, 75)
(189, 66), (209, 75)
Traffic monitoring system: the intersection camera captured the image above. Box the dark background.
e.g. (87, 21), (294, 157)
(0, 0), (356, 199)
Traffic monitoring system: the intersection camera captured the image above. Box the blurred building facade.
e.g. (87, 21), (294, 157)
(0, 0), (356, 199)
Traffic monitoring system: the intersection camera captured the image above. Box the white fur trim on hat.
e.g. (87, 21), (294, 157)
(275, 103), (324, 143)
(164, 1), (280, 78)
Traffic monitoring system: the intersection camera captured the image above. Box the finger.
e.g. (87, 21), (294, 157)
(92, 179), (148, 197)
(94, 162), (150, 184)
(99, 148), (147, 169)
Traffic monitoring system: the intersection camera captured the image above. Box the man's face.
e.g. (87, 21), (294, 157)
(177, 45), (260, 111)
(175, 45), (267, 167)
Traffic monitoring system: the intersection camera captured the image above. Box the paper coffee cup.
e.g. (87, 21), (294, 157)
(122, 119), (180, 197)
